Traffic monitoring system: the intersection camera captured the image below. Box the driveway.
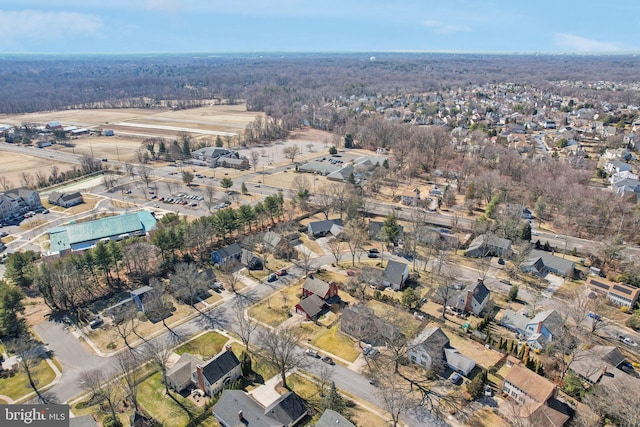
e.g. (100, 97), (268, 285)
(542, 274), (564, 297)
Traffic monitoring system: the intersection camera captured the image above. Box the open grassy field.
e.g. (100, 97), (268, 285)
(0, 148), (76, 188)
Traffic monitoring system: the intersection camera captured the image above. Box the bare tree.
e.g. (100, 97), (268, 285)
(250, 150), (260, 172)
(171, 262), (208, 307)
(80, 368), (121, 423)
(317, 363), (335, 398)
(203, 185), (217, 213)
(433, 284), (456, 319)
(343, 220), (366, 266)
(138, 165), (153, 188)
(283, 145), (301, 163)
(376, 373), (416, 427)
(296, 248), (317, 277)
(233, 297), (258, 352)
(124, 163), (136, 179)
(12, 338), (47, 403)
(145, 336), (175, 395)
(220, 260), (242, 294)
(112, 304), (138, 351)
(315, 187), (334, 220)
(0, 175), (12, 191)
(259, 324), (305, 389)
(114, 350), (142, 413)
(326, 237), (344, 265)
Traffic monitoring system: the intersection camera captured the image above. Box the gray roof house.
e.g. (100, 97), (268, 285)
(407, 326), (476, 376)
(194, 350), (242, 396)
(451, 280), (491, 316)
(522, 250), (575, 278)
(48, 191), (83, 208)
(465, 234), (512, 258)
(500, 309), (564, 350)
(166, 353), (201, 392)
(211, 243), (243, 266)
(263, 231), (283, 251)
(569, 346), (626, 384)
(307, 219), (342, 237)
(382, 260), (409, 291)
(213, 389), (307, 427)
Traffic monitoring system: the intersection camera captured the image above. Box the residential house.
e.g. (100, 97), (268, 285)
(521, 250), (575, 278)
(48, 191), (83, 208)
(465, 234), (512, 258)
(166, 353), (201, 392)
(500, 309), (564, 350)
(241, 249), (263, 270)
(451, 279), (491, 316)
(569, 345), (627, 384)
(213, 389), (307, 427)
(340, 304), (402, 346)
(586, 277), (640, 309)
(211, 243), (242, 266)
(400, 188), (421, 206)
(307, 219), (342, 238)
(368, 220), (404, 241)
(294, 294), (326, 320)
(302, 277), (339, 301)
(216, 155), (250, 170)
(604, 159), (632, 175)
(382, 260), (409, 291)
(263, 231), (284, 252)
(295, 277), (339, 320)
(502, 363), (570, 427)
(315, 409), (355, 427)
(194, 350), (242, 396)
(407, 327), (476, 375)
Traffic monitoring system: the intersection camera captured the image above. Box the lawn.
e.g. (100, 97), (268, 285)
(367, 300), (422, 338)
(138, 371), (216, 427)
(445, 329), (504, 368)
(248, 282), (303, 327)
(175, 331), (229, 360)
(311, 324), (360, 362)
(0, 360), (56, 400)
(466, 408), (509, 427)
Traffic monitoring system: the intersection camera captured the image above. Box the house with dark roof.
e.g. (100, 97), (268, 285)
(307, 219), (342, 237)
(48, 191), (84, 208)
(522, 250), (575, 278)
(451, 279), (491, 316)
(191, 147), (230, 162)
(294, 294), (326, 320)
(213, 389), (307, 427)
(216, 155), (250, 170)
(315, 409), (355, 427)
(407, 326), (476, 375)
(382, 260), (409, 291)
(194, 350), (241, 396)
(586, 277), (640, 309)
(368, 221), (404, 241)
(166, 353), (201, 392)
(465, 234), (512, 258)
(211, 243), (243, 266)
(263, 231), (284, 251)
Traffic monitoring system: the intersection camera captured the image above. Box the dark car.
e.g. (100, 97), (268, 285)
(367, 252), (379, 258)
(89, 317), (103, 329)
(267, 273), (278, 282)
(321, 356), (335, 365)
(450, 373), (462, 385)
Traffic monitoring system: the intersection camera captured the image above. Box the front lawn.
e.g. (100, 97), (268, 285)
(311, 324), (360, 362)
(0, 360), (56, 400)
(248, 282), (303, 327)
(174, 331), (229, 360)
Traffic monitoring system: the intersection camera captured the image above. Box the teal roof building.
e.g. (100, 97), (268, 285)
(48, 211), (157, 254)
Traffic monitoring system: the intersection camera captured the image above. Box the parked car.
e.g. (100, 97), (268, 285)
(276, 269), (288, 276)
(321, 356), (335, 365)
(210, 282), (224, 292)
(368, 378), (377, 386)
(0, 232), (8, 238)
(89, 317), (103, 329)
(450, 373), (462, 385)
(587, 312), (601, 321)
(366, 348), (379, 358)
(367, 252), (379, 258)
(484, 385), (492, 396)
(362, 344), (372, 355)
(266, 273), (278, 282)
(305, 349), (319, 358)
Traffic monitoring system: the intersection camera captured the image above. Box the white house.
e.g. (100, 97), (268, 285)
(193, 350), (242, 396)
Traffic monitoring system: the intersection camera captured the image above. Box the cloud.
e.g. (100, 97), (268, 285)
(0, 10), (104, 44)
(554, 33), (619, 52)
(422, 19), (471, 35)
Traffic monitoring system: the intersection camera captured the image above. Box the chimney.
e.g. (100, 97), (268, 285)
(238, 410), (244, 421)
(196, 365), (205, 392)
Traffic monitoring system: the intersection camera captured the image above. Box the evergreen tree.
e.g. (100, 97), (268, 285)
(240, 351), (252, 376)
(321, 382), (346, 414)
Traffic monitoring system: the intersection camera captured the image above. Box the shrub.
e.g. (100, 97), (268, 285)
(103, 415), (122, 427)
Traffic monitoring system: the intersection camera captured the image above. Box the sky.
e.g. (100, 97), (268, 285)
(1, 0), (639, 54)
